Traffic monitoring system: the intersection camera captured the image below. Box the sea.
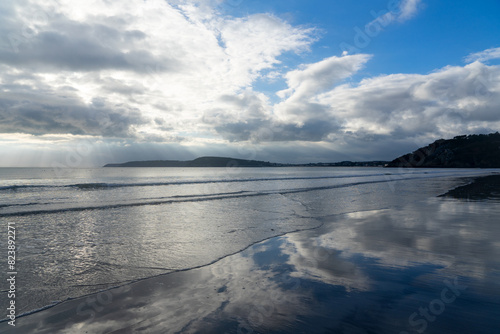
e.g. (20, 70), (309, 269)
(0, 167), (499, 331)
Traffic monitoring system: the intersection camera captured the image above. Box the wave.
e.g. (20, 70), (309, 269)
(0, 171), (440, 192)
(0, 202), (50, 209)
(0, 176), (433, 217)
(0, 185), (54, 191)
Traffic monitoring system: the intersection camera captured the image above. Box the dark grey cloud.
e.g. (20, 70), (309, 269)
(272, 120), (340, 142)
(208, 92), (342, 143)
(1, 30), (175, 73)
(273, 101), (342, 141)
(0, 88), (148, 137)
(0, 9), (177, 73)
(213, 118), (341, 143)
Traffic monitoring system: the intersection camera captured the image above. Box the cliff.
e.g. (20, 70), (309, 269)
(386, 132), (500, 168)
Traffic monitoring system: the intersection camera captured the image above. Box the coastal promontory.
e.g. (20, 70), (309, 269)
(386, 132), (500, 168)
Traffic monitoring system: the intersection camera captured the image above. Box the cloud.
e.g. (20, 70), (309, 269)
(317, 61), (500, 141)
(0, 16), (164, 73)
(367, 0), (423, 29)
(0, 85), (148, 137)
(465, 47), (500, 63)
(276, 54), (372, 102)
(398, 0), (422, 21)
(219, 13), (315, 86)
(0, 0), (316, 142)
(1, 0), (499, 165)
(208, 51), (500, 151)
(214, 54), (370, 143)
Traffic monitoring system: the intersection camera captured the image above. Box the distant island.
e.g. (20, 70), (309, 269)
(386, 132), (500, 168)
(104, 157), (276, 168)
(103, 156), (388, 168)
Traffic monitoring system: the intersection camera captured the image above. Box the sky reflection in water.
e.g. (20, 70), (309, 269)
(6, 196), (500, 334)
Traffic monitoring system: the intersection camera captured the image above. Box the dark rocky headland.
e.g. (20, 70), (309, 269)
(386, 132), (500, 168)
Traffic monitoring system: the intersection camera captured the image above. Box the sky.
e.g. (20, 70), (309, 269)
(1, 0), (500, 167)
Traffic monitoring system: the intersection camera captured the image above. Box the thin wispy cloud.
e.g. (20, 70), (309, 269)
(465, 47), (500, 63)
(398, 0), (422, 22)
(367, 0), (423, 29)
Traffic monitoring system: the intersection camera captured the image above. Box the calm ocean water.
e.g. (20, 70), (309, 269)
(0, 167), (497, 322)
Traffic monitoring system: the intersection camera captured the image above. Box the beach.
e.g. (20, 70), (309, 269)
(1, 169), (500, 333)
(2, 0), (500, 332)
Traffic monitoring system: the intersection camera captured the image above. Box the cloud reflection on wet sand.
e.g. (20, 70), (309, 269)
(3, 197), (500, 333)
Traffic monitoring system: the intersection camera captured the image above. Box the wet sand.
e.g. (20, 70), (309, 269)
(2, 176), (500, 333)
